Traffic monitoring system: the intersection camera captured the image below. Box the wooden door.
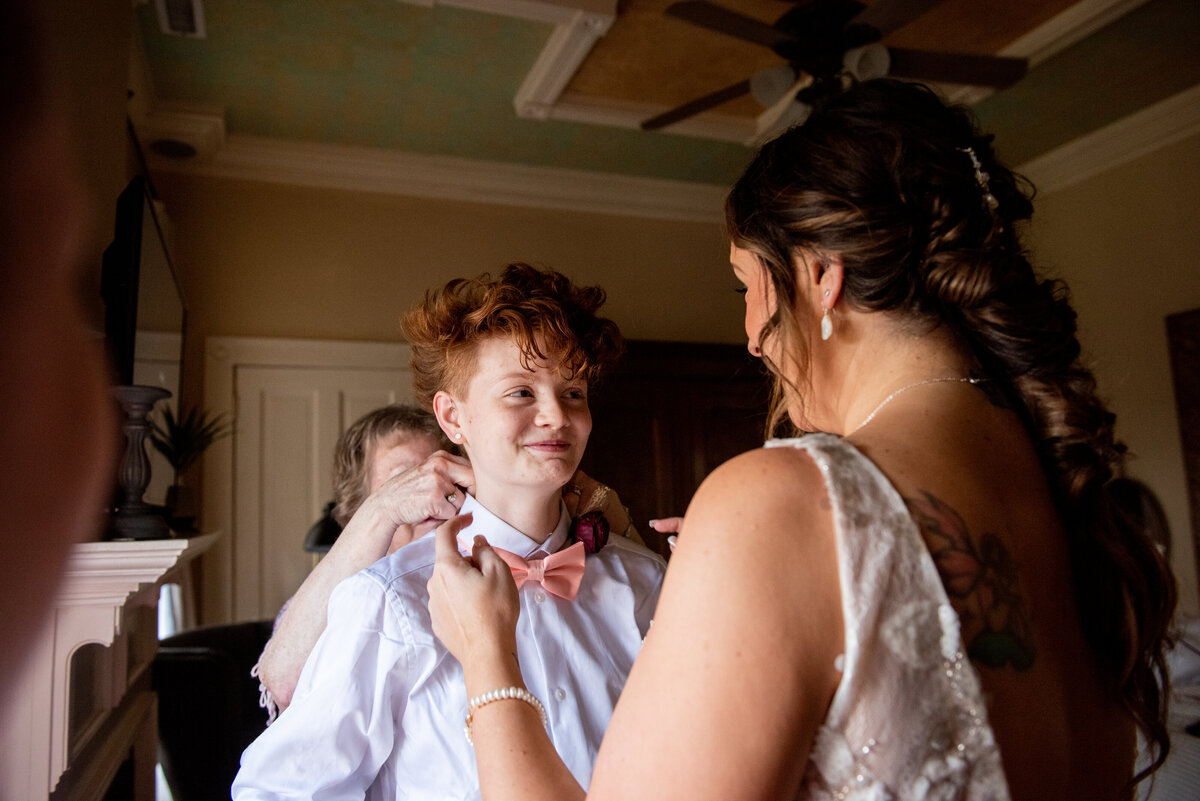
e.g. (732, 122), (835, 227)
(581, 341), (771, 555)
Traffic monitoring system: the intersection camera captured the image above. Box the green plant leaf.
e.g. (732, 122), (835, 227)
(149, 405), (233, 476)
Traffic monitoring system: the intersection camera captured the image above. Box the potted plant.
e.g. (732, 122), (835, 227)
(149, 405), (232, 531)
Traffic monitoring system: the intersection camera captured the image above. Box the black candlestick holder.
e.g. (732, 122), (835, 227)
(109, 384), (172, 540)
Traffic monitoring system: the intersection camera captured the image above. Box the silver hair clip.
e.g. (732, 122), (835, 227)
(959, 146), (999, 212)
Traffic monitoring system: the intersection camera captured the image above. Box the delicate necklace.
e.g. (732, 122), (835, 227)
(849, 376), (982, 436)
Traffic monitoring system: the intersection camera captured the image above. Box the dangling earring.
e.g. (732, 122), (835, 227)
(820, 289), (833, 341)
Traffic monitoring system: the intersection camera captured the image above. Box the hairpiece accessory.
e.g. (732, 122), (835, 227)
(820, 308), (833, 341)
(959, 146), (999, 211)
(464, 686), (548, 746)
(851, 376), (982, 435)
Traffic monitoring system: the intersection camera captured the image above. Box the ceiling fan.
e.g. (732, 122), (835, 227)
(641, 0), (1028, 132)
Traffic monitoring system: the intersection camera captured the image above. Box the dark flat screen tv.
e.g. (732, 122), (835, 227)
(100, 175), (186, 392)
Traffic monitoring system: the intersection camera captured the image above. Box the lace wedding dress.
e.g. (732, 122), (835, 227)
(767, 434), (1012, 801)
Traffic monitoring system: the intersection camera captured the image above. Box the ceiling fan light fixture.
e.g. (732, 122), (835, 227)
(843, 44), (890, 82)
(749, 64), (799, 108)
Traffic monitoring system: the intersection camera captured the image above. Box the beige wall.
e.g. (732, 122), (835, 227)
(157, 129), (1200, 616)
(1030, 132), (1200, 613)
(151, 174), (746, 406)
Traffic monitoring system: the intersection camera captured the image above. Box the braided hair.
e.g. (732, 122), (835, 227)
(725, 78), (1175, 781)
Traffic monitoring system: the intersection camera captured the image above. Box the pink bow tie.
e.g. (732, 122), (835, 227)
(493, 541), (586, 601)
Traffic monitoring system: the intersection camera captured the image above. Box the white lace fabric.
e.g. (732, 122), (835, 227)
(766, 434), (1012, 801)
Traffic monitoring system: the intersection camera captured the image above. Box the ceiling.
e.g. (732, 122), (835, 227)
(132, 0), (1199, 198)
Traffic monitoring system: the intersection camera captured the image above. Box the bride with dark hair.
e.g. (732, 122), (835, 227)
(428, 79), (1176, 801)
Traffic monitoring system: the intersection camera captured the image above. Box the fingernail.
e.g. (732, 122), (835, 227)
(667, 535), (677, 551)
(649, 519), (659, 527)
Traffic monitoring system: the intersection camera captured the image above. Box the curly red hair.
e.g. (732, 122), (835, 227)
(401, 263), (624, 407)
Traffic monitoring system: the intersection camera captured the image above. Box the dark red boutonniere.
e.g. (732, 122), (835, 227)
(570, 510), (609, 555)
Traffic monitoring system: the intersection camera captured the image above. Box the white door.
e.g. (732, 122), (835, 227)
(202, 337), (413, 624)
(234, 366), (409, 621)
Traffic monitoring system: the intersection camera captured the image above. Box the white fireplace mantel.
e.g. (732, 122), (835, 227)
(1, 533), (217, 801)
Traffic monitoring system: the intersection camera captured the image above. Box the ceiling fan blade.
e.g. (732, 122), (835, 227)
(851, 0), (943, 38)
(753, 71), (816, 142)
(887, 48), (1027, 88)
(641, 79), (752, 131)
(666, 2), (792, 49)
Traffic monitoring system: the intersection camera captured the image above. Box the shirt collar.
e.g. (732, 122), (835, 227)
(455, 494), (571, 558)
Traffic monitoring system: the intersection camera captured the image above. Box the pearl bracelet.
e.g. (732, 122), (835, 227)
(464, 686), (548, 746)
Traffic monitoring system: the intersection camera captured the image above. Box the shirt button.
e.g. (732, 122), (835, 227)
(534, 591), (547, 604)
(554, 688), (566, 701)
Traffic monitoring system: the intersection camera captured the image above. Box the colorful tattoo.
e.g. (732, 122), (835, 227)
(905, 490), (1036, 671)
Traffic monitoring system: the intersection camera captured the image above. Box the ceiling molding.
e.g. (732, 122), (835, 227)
(537, 91), (755, 142)
(147, 133), (728, 223)
(938, 0), (1148, 105)
(1006, 0), (1149, 67)
(396, 0), (615, 26)
(400, 2), (619, 124)
(514, 8), (616, 120)
(141, 81), (1200, 224)
(1018, 83), (1200, 195)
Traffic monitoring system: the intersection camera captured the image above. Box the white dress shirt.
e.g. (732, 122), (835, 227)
(233, 494), (666, 800)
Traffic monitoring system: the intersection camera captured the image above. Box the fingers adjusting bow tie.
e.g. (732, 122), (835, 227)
(493, 541), (586, 601)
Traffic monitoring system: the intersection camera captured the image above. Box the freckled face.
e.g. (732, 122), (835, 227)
(453, 335), (591, 496)
(731, 244), (776, 359)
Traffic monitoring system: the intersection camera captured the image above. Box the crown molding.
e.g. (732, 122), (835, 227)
(142, 81), (1200, 223)
(536, 91), (755, 142)
(1007, 0), (1149, 67)
(1018, 83), (1200, 195)
(147, 133), (728, 223)
(514, 7), (616, 120)
(396, 0), (614, 25)
(943, 0), (1149, 105)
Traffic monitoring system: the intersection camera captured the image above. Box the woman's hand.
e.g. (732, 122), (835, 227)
(649, 516), (684, 552)
(370, 450), (474, 531)
(258, 451), (474, 711)
(428, 514), (520, 669)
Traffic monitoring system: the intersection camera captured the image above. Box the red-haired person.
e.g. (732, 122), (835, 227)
(233, 264), (664, 799)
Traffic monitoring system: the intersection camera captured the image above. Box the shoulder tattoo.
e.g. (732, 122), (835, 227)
(905, 490), (1036, 671)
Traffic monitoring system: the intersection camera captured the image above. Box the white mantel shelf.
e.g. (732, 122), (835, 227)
(1, 532), (218, 801)
(59, 534), (217, 609)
